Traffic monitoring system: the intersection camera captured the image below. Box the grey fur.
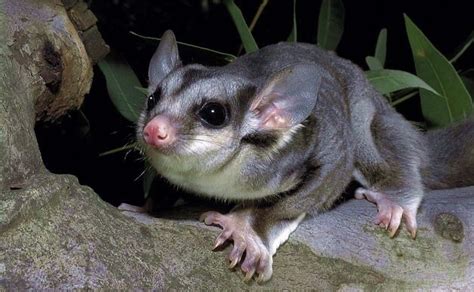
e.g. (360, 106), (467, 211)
(137, 30), (473, 275)
(423, 118), (474, 190)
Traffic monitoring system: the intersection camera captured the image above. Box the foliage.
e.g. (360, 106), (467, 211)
(317, 0), (345, 51)
(100, 0), (472, 129)
(98, 53), (144, 123)
(287, 0), (297, 42)
(223, 0), (258, 53)
(366, 69), (437, 96)
(365, 28), (387, 70)
(405, 15), (472, 126)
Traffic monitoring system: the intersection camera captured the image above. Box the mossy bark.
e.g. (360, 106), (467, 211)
(0, 0), (473, 289)
(2, 173), (473, 289)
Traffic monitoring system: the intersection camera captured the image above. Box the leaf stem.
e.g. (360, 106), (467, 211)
(391, 91), (418, 106)
(130, 31), (237, 62)
(249, 0), (269, 32)
(237, 0), (269, 55)
(449, 35), (473, 63)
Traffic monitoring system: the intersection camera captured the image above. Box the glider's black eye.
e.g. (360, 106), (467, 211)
(147, 88), (161, 111)
(198, 102), (229, 128)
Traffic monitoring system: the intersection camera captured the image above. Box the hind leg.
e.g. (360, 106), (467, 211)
(353, 111), (426, 238)
(355, 187), (419, 238)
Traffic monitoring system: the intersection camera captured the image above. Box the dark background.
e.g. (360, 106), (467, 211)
(35, 0), (473, 208)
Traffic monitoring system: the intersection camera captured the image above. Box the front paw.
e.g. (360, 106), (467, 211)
(200, 210), (273, 283)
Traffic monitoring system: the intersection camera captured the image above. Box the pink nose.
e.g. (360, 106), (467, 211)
(143, 115), (176, 148)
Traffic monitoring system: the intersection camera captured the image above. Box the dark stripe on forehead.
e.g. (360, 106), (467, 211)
(171, 68), (208, 97)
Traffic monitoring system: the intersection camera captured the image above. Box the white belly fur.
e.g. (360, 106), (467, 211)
(152, 151), (276, 200)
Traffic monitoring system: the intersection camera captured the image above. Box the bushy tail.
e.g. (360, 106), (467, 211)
(422, 118), (474, 190)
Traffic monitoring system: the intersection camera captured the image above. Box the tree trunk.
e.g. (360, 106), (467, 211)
(0, 0), (473, 289)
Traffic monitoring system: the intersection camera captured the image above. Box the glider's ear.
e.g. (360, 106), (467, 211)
(148, 30), (181, 94)
(250, 64), (322, 130)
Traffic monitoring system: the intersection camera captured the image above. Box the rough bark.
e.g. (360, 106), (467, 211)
(1, 0), (473, 290)
(1, 175), (473, 289)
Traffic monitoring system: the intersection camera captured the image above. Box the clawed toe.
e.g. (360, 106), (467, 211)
(200, 210), (273, 282)
(374, 202), (403, 237)
(214, 229), (232, 249)
(243, 267), (256, 282)
(356, 188), (418, 238)
(256, 252), (272, 283)
(404, 209), (418, 239)
(228, 242), (246, 268)
(240, 245), (271, 283)
(241, 246), (260, 274)
(200, 211), (224, 226)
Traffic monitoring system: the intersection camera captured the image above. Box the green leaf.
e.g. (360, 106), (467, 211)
(405, 15), (473, 127)
(223, 0), (259, 53)
(366, 69), (439, 95)
(287, 0), (297, 42)
(98, 53), (145, 123)
(135, 86), (149, 96)
(374, 28), (387, 67)
(462, 77), (474, 101)
(365, 56), (383, 70)
(317, 0), (345, 51)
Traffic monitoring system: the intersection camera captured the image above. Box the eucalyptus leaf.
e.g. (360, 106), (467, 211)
(366, 69), (438, 95)
(223, 0), (259, 53)
(462, 76), (474, 102)
(365, 56), (383, 71)
(317, 0), (345, 51)
(374, 28), (387, 67)
(135, 86), (149, 96)
(98, 54), (145, 123)
(287, 0), (297, 42)
(405, 15), (473, 126)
